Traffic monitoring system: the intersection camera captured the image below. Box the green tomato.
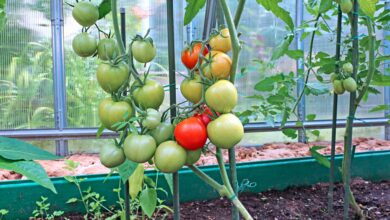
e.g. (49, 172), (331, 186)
(207, 113), (244, 149)
(343, 77), (357, 92)
(98, 98), (133, 131)
(143, 108), (161, 130)
(333, 80), (345, 95)
(98, 38), (118, 61)
(131, 38), (156, 63)
(343, 62), (353, 74)
(123, 134), (156, 163)
(154, 141), (187, 173)
(205, 80), (237, 113)
(132, 79), (165, 110)
(99, 145), (126, 168)
(180, 74), (202, 103)
(340, 0), (352, 14)
(96, 62), (129, 93)
(330, 73), (338, 83)
(72, 32), (97, 57)
(185, 149), (202, 165)
(72, 1), (99, 27)
(150, 122), (174, 145)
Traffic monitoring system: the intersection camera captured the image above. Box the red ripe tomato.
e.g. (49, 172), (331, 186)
(174, 117), (207, 150)
(181, 43), (209, 70)
(194, 105), (219, 126)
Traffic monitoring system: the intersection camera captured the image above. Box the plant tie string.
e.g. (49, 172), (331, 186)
(228, 194), (237, 200)
(351, 34), (366, 40)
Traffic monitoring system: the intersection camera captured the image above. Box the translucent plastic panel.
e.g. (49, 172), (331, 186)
(303, 10), (386, 120)
(0, 1), (54, 129)
(64, 0), (175, 128)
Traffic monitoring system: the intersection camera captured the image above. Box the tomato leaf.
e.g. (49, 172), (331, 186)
(117, 160), (138, 183)
(286, 50), (304, 59)
(319, 0), (333, 13)
(128, 164), (144, 200)
(0, 0), (6, 32)
(256, 0), (294, 31)
(369, 104), (389, 113)
(96, 124), (105, 139)
(371, 73), (390, 86)
(98, 0), (111, 19)
(305, 82), (329, 96)
(306, 114), (316, 121)
(282, 128), (297, 139)
(310, 146), (330, 168)
(0, 156), (57, 193)
(358, 0), (377, 18)
(163, 173), (174, 195)
(184, 0), (206, 26)
(0, 137), (60, 161)
(139, 188), (157, 218)
(272, 34), (294, 60)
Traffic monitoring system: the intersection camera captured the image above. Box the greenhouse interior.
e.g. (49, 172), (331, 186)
(0, 0), (389, 219)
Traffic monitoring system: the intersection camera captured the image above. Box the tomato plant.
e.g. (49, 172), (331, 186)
(181, 42), (209, 69)
(131, 37), (156, 63)
(209, 28), (232, 53)
(132, 79), (165, 110)
(72, 1), (99, 27)
(154, 141), (187, 173)
(72, 32), (97, 57)
(205, 80), (237, 113)
(123, 134), (156, 163)
(207, 113), (244, 149)
(99, 145), (125, 168)
(97, 38), (118, 61)
(180, 74), (202, 104)
(96, 62), (129, 93)
(201, 51), (232, 79)
(174, 117), (207, 151)
(98, 98), (133, 131)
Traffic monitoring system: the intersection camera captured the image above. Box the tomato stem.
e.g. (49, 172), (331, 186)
(111, 0), (126, 56)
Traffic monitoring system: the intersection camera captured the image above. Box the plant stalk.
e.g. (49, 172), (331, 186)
(187, 165), (227, 197)
(343, 1), (364, 219)
(328, 6), (342, 214)
(219, 1), (246, 219)
(111, 0), (126, 56)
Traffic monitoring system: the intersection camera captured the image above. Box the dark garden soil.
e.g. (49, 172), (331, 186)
(57, 178), (389, 220)
(177, 178), (390, 220)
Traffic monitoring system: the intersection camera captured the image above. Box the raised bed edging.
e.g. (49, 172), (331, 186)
(0, 150), (389, 219)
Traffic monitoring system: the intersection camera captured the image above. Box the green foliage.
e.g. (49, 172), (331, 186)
(0, 136), (59, 160)
(184, 0), (206, 25)
(139, 188), (157, 218)
(98, 0), (111, 19)
(0, 209), (8, 220)
(117, 159), (138, 183)
(0, 0), (6, 32)
(0, 137), (58, 193)
(32, 196), (64, 220)
(358, 0), (377, 18)
(310, 146), (330, 168)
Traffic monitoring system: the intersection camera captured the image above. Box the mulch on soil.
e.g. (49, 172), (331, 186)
(178, 178), (390, 220)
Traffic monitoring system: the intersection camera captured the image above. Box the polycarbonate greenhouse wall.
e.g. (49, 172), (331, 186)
(0, 0), (389, 156)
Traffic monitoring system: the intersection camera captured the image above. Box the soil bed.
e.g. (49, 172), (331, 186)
(1, 137), (390, 180)
(178, 178), (389, 220)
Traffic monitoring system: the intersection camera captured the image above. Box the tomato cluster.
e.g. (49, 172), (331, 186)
(331, 62), (358, 95)
(72, 7), (243, 174)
